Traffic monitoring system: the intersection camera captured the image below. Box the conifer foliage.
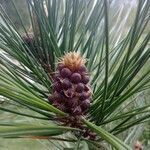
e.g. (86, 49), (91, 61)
(0, 0), (149, 149)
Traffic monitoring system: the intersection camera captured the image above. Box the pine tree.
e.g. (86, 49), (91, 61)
(0, 0), (149, 149)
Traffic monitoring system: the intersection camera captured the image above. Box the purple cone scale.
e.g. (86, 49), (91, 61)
(60, 68), (72, 78)
(57, 63), (65, 71)
(48, 52), (95, 140)
(62, 79), (72, 89)
(78, 65), (87, 73)
(82, 75), (90, 84)
(80, 99), (90, 111)
(53, 82), (61, 92)
(76, 83), (85, 93)
(79, 92), (91, 101)
(66, 98), (78, 107)
(71, 73), (82, 83)
(64, 88), (74, 98)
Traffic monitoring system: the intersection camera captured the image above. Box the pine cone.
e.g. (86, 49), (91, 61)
(48, 52), (92, 116)
(48, 52), (96, 140)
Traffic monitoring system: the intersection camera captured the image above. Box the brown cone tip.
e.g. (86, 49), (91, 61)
(60, 52), (86, 71)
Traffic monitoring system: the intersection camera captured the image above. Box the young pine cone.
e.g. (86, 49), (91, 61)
(48, 52), (92, 116)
